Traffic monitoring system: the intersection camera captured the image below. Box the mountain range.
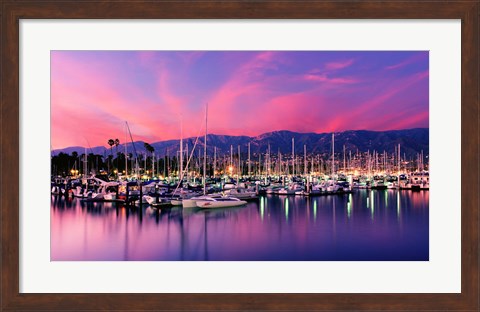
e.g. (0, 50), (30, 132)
(52, 128), (429, 159)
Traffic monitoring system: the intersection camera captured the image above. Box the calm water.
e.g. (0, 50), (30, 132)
(51, 190), (429, 261)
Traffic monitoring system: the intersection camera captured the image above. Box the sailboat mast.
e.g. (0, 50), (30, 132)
(292, 138), (295, 176)
(267, 144), (271, 175)
(264, 148), (268, 176)
(304, 144), (307, 176)
(180, 117), (183, 184)
(421, 150), (424, 179)
(398, 143), (401, 175)
(186, 143), (189, 182)
(84, 147), (87, 178)
(258, 153), (261, 176)
(331, 133), (335, 177)
(203, 103), (208, 195)
(384, 150), (386, 173)
(125, 122), (128, 177)
(278, 150), (281, 175)
(213, 146), (216, 179)
(367, 150), (370, 178)
(238, 145), (241, 178)
(312, 153), (315, 175)
(125, 121), (139, 179)
(248, 142), (251, 176)
(349, 150), (352, 173)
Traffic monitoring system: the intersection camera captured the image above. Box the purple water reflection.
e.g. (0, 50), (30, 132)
(51, 190), (428, 261)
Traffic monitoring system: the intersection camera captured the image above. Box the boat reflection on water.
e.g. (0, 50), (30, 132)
(51, 189), (428, 261)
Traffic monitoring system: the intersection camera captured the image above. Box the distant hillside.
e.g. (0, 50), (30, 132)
(52, 128), (429, 158)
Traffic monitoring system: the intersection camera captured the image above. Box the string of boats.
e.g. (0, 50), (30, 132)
(51, 170), (429, 210)
(51, 103), (428, 210)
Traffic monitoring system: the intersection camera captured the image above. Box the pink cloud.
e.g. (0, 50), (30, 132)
(243, 91), (340, 135)
(350, 70), (428, 114)
(205, 54), (363, 136)
(205, 53), (360, 137)
(382, 110), (429, 130)
(156, 70), (188, 116)
(322, 70), (429, 131)
(177, 51), (205, 67)
(51, 54), (186, 148)
(206, 53), (279, 132)
(325, 59), (354, 71)
(51, 51), (429, 149)
(385, 53), (428, 70)
(303, 73), (358, 84)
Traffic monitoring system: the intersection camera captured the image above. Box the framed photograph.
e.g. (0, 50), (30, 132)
(1, 0), (478, 311)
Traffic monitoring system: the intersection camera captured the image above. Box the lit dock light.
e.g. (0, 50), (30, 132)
(371, 191), (375, 219)
(260, 197), (264, 221)
(285, 198), (289, 220)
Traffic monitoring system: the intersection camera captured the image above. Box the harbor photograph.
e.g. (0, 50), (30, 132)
(50, 50), (429, 261)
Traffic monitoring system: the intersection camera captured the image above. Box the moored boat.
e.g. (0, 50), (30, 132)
(224, 188), (258, 200)
(196, 196), (247, 208)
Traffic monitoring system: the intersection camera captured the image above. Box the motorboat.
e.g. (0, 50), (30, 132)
(195, 195), (247, 208)
(325, 180), (341, 193)
(143, 195), (172, 208)
(89, 178), (119, 200)
(182, 195), (214, 208)
(224, 188), (258, 200)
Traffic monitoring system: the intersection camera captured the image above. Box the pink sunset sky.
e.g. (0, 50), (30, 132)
(51, 51), (428, 149)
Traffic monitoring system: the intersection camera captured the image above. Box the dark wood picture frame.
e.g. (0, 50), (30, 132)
(1, 1), (478, 311)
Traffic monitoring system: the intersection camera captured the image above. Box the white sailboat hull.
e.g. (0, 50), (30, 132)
(103, 193), (116, 200)
(196, 200), (247, 208)
(182, 199), (200, 208)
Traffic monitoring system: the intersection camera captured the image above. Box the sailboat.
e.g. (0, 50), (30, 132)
(182, 103), (247, 209)
(89, 177), (119, 200)
(196, 195), (247, 208)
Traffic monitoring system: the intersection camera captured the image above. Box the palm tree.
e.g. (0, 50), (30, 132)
(144, 142), (153, 154)
(107, 139), (115, 173)
(114, 138), (120, 174)
(144, 143), (155, 176)
(70, 151), (79, 176)
(148, 144), (155, 155)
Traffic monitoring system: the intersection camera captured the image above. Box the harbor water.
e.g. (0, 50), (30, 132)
(51, 190), (429, 261)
